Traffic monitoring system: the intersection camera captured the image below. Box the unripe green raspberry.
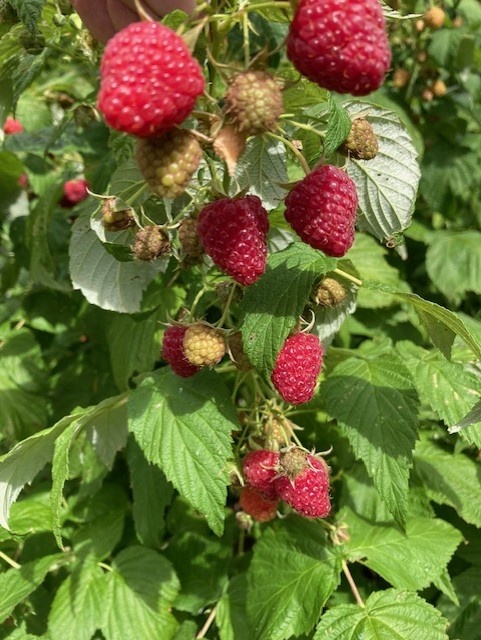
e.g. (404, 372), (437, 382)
(178, 217), (203, 258)
(228, 331), (252, 371)
(263, 415), (295, 449)
(339, 117), (378, 160)
(183, 323), (226, 367)
(132, 225), (170, 261)
(225, 70), (284, 136)
(313, 277), (347, 307)
(136, 129), (203, 199)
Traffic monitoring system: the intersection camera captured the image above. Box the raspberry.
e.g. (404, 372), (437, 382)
(178, 217), (203, 258)
(284, 165), (358, 257)
(392, 68), (410, 89)
(17, 173), (28, 189)
(262, 415), (295, 449)
(239, 486), (279, 522)
(432, 79), (447, 97)
(225, 70), (284, 136)
(136, 130), (203, 198)
(287, 0), (391, 96)
(424, 6), (445, 29)
(274, 448), (331, 519)
(242, 449), (280, 500)
(271, 333), (323, 405)
(197, 195), (269, 286)
(339, 118), (379, 160)
(101, 198), (136, 232)
(183, 323), (226, 367)
(162, 325), (201, 378)
(98, 22), (205, 138)
(132, 225), (170, 261)
(228, 331), (252, 371)
(3, 116), (24, 134)
(313, 277), (347, 307)
(60, 178), (89, 208)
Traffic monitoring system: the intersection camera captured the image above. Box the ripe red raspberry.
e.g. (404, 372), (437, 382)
(287, 0), (391, 96)
(98, 22), (205, 138)
(60, 178), (89, 208)
(3, 116), (24, 134)
(197, 196), (269, 286)
(284, 165), (358, 257)
(239, 486), (279, 522)
(242, 450), (280, 500)
(271, 333), (323, 405)
(162, 325), (201, 378)
(274, 448), (331, 519)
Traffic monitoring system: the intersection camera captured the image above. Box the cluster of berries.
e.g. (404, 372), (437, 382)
(95, 0), (391, 276)
(240, 448), (331, 522)
(162, 323), (323, 405)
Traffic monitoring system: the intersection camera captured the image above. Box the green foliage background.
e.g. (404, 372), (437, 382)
(0, 0), (481, 638)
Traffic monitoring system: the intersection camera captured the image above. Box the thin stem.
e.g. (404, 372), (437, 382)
(237, 528), (246, 556)
(98, 561), (113, 572)
(282, 119), (327, 138)
(196, 605), (218, 638)
(0, 550), (21, 569)
(333, 268), (362, 287)
(267, 132), (310, 175)
(342, 560), (365, 608)
(215, 285), (237, 328)
(242, 12), (250, 69)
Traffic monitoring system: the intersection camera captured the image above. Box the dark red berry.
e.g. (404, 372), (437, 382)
(271, 333), (323, 405)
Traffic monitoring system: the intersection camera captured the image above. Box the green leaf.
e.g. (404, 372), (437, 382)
(0, 412), (79, 530)
(101, 547), (179, 640)
(426, 231), (481, 305)
(126, 439), (173, 548)
(69, 210), (159, 313)
(344, 102), (421, 242)
(232, 136), (288, 210)
(8, 0), (46, 32)
(107, 286), (184, 391)
(246, 519), (342, 640)
(239, 242), (337, 377)
(0, 554), (63, 623)
(26, 182), (72, 291)
(8, 491), (53, 535)
(322, 348), (419, 525)
(128, 369), (235, 536)
(85, 398), (128, 469)
(0, 327), (49, 440)
(395, 342), (481, 446)
(323, 96), (351, 156)
(437, 568), (481, 640)
(363, 282), (481, 360)
(314, 588), (448, 640)
(163, 531), (229, 613)
(71, 485), (128, 560)
(217, 574), (249, 640)
(414, 439), (481, 527)
(343, 510), (462, 591)
(50, 395), (128, 546)
(346, 233), (409, 308)
(48, 555), (107, 640)
(451, 399), (481, 435)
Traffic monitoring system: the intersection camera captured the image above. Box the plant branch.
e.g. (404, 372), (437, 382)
(196, 605), (218, 638)
(342, 559), (365, 608)
(0, 550), (21, 569)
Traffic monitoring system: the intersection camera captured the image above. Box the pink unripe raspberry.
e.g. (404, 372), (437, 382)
(98, 22), (205, 138)
(3, 116), (24, 134)
(60, 179), (89, 208)
(162, 325), (201, 378)
(287, 0), (391, 96)
(197, 195), (269, 286)
(284, 165), (358, 257)
(271, 333), (324, 405)
(239, 486), (279, 522)
(275, 448), (331, 519)
(242, 449), (280, 500)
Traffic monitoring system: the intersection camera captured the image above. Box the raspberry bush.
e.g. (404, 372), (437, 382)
(0, 0), (481, 638)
